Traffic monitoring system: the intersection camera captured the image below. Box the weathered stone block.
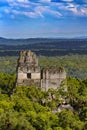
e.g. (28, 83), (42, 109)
(31, 73), (40, 80)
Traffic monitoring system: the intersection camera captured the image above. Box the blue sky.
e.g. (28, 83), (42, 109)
(0, 0), (87, 38)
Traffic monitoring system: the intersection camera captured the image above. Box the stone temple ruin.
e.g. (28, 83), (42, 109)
(16, 50), (66, 91)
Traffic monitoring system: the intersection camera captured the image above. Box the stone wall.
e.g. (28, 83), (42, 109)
(16, 50), (66, 91)
(41, 68), (66, 91)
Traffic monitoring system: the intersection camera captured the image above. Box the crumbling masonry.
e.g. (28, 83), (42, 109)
(16, 50), (66, 91)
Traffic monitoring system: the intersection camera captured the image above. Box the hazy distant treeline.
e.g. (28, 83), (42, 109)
(0, 38), (87, 56)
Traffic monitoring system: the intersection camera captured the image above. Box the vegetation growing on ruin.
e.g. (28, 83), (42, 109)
(0, 73), (87, 130)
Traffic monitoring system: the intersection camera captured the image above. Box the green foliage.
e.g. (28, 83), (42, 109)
(0, 73), (87, 130)
(58, 110), (84, 130)
(0, 56), (17, 74)
(0, 72), (16, 95)
(39, 55), (87, 79)
(67, 77), (87, 110)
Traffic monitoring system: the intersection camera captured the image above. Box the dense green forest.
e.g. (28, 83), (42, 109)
(0, 38), (87, 129)
(0, 55), (87, 78)
(0, 73), (87, 130)
(0, 54), (87, 129)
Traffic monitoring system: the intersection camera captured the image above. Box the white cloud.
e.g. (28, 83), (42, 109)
(35, 5), (62, 18)
(7, 0), (29, 3)
(66, 4), (87, 16)
(39, 0), (51, 3)
(17, 0), (28, 2)
(34, 6), (47, 17)
(9, 4), (62, 19)
(11, 9), (37, 18)
(3, 0), (87, 19)
(48, 9), (62, 17)
(81, 8), (87, 15)
(7, 0), (13, 2)
(68, 7), (78, 13)
(62, 0), (73, 2)
(22, 11), (37, 18)
(66, 4), (78, 13)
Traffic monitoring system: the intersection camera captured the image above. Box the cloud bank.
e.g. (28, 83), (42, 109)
(0, 0), (87, 19)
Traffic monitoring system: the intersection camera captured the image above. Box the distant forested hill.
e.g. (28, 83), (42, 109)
(0, 37), (87, 46)
(0, 37), (87, 56)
